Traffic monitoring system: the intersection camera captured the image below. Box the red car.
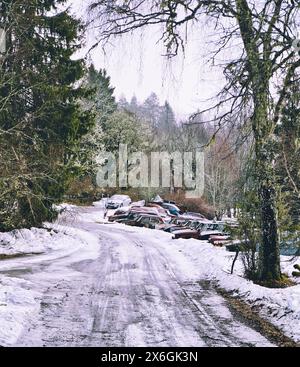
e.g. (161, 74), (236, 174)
(209, 235), (231, 247)
(172, 228), (201, 240)
(172, 222), (227, 240)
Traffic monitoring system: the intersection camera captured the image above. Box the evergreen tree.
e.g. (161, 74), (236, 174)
(0, 0), (94, 230)
(129, 95), (139, 115)
(102, 110), (148, 153)
(159, 101), (176, 133)
(118, 95), (130, 111)
(87, 64), (117, 126)
(142, 93), (162, 130)
(80, 64), (117, 173)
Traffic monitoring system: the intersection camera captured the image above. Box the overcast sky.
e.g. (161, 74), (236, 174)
(70, 1), (225, 120)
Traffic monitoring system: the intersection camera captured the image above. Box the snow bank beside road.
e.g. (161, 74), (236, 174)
(0, 276), (40, 346)
(0, 225), (91, 259)
(0, 221), (101, 346)
(160, 236), (300, 343)
(0, 227), (69, 258)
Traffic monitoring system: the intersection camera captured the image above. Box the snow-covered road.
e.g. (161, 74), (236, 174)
(0, 207), (274, 347)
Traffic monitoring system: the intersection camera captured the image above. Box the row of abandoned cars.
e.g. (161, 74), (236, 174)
(105, 195), (237, 247)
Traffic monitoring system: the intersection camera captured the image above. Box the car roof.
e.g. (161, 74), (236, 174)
(138, 214), (160, 219)
(111, 194), (130, 199)
(130, 207), (158, 213)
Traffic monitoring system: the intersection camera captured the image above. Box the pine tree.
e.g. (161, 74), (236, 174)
(142, 93), (162, 130)
(0, 0), (94, 230)
(118, 95), (130, 111)
(129, 96), (139, 115)
(159, 101), (176, 133)
(79, 64), (117, 173)
(87, 64), (117, 126)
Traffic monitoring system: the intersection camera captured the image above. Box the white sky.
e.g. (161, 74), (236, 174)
(70, 1), (226, 120)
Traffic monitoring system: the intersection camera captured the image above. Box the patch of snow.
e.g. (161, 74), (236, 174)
(0, 276), (41, 346)
(124, 324), (145, 347)
(0, 220), (101, 346)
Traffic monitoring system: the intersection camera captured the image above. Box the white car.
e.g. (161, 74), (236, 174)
(106, 195), (132, 209)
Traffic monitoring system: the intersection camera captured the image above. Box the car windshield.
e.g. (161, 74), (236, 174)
(138, 216), (150, 222)
(189, 221), (200, 229)
(174, 219), (186, 225)
(197, 223), (210, 231)
(128, 213), (138, 220)
(207, 223), (224, 231)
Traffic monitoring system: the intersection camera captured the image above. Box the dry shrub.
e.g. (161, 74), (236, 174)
(164, 190), (215, 219)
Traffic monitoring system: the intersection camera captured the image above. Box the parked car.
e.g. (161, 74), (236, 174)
(128, 214), (166, 229)
(108, 205), (160, 223)
(171, 219), (208, 239)
(159, 202), (181, 216)
(209, 235), (231, 246)
(162, 216), (205, 233)
(161, 216), (190, 232)
(197, 222), (227, 240)
(117, 212), (146, 225)
(130, 206), (159, 216)
(181, 212), (206, 220)
(163, 200), (177, 205)
(172, 227), (201, 240)
(154, 207), (172, 221)
(165, 225), (190, 234)
(107, 207), (129, 222)
(108, 212), (128, 222)
(106, 195), (132, 209)
(115, 207), (159, 224)
(172, 221), (227, 240)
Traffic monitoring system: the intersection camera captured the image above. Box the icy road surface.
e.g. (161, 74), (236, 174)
(2, 207), (273, 347)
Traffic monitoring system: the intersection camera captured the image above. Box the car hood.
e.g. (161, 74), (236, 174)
(172, 228), (197, 235)
(200, 230), (224, 236)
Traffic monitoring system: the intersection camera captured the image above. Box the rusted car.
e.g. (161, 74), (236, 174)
(209, 235), (231, 246)
(127, 214), (166, 229)
(172, 221), (227, 240)
(172, 227), (201, 240)
(108, 208), (129, 222)
(161, 216), (191, 232)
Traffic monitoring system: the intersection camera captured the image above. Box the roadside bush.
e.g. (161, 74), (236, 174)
(164, 190), (215, 219)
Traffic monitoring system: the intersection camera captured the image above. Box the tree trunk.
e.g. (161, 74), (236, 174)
(251, 67), (282, 282)
(256, 140), (281, 281)
(258, 181), (281, 281)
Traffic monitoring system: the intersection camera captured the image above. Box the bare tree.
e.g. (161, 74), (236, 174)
(204, 135), (240, 210)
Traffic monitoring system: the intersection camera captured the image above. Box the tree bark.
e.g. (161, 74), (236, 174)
(255, 138), (281, 281)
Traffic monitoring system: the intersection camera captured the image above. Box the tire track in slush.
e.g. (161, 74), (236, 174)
(15, 220), (274, 346)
